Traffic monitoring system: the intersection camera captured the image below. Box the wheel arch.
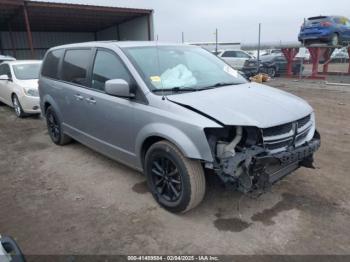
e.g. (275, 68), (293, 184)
(40, 95), (62, 120)
(136, 123), (213, 169)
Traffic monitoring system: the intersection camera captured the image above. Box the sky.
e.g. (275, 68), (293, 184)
(32, 0), (350, 44)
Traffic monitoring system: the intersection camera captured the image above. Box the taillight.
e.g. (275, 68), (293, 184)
(320, 21), (332, 27)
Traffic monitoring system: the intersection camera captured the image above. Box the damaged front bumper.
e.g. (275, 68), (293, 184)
(217, 131), (321, 193)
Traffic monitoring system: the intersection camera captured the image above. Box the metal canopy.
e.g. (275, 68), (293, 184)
(0, 0), (152, 32)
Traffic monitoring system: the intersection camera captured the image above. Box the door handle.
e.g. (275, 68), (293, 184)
(85, 97), (96, 104)
(74, 94), (84, 101)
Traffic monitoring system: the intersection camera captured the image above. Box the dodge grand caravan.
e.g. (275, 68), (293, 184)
(39, 42), (320, 213)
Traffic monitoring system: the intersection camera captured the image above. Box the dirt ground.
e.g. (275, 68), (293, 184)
(0, 78), (350, 255)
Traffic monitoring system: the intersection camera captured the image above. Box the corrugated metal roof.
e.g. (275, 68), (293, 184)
(0, 0), (153, 32)
(28, 0), (153, 13)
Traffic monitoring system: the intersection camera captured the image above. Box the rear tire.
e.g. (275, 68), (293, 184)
(267, 67), (277, 77)
(12, 95), (26, 118)
(145, 141), (206, 213)
(45, 106), (72, 145)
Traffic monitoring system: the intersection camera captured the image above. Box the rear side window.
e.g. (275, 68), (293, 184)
(91, 50), (131, 91)
(42, 49), (64, 79)
(235, 51), (251, 58)
(222, 51), (237, 58)
(0, 64), (11, 77)
(61, 49), (91, 86)
(334, 17), (350, 25)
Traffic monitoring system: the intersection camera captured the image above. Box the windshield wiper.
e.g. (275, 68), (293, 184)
(152, 87), (198, 93)
(201, 82), (239, 90)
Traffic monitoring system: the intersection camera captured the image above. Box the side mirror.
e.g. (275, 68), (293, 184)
(0, 75), (10, 81)
(105, 79), (135, 98)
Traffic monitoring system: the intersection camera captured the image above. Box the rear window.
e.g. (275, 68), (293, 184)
(41, 49), (64, 79)
(305, 16), (330, 25)
(222, 51), (238, 58)
(308, 16), (328, 21)
(222, 51), (251, 58)
(61, 49), (91, 87)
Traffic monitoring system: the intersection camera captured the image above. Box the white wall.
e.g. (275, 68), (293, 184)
(118, 16), (150, 41)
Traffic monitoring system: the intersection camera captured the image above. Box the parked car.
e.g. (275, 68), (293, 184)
(296, 48), (310, 62)
(262, 49), (283, 56)
(0, 55), (16, 63)
(331, 48), (349, 63)
(39, 42), (320, 213)
(242, 55), (304, 77)
(299, 15), (350, 46)
(216, 49), (254, 70)
(0, 60), (42, 117)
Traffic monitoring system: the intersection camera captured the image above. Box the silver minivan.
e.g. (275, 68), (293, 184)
(39, 41), (320, 213)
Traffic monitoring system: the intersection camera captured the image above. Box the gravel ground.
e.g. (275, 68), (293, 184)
(0, 78), (349, 255)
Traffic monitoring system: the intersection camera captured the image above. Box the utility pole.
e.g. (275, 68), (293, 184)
(257, 23), (261, 73)
(215, 28), (218, 54)
(182, 32), (184, 44)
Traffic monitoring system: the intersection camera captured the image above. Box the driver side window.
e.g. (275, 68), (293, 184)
(91, 50), (131, 92)
(0, 64), (11, 78)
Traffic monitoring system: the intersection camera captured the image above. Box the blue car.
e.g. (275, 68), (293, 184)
(299, 16), (350, 46)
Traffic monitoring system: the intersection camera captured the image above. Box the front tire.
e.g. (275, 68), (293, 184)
(145, 141), (206, 213)
(45, 106), (71, 145)
(12, 95), (26, 118)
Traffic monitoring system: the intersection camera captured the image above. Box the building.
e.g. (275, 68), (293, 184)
(0, 0), (154, 59)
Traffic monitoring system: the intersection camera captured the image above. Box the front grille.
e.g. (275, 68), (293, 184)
(297, 115), (311, 129)
(263, 122), (293, 137)
(265, 139), (293, 150)
(296, 131), (309, 144)
(262, 114), (312, 153)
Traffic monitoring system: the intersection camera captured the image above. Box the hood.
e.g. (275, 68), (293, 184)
(16, 79), (39, 89)
(167, 82), (313, 128)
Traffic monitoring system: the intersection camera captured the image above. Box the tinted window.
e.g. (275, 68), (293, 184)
(222, 51), (237, 58)
(92, 50), (131, 91)
(0, 64), (11, 77)
(306, 17), (331, 26)
(235, 51), (251, 58)
(42, 49), (64, 79)
(61, 49), (91, 86)
(275, 57), (286, 62)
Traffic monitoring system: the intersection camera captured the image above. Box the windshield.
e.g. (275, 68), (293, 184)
(123, 46), (247, 93)
(13, 63), (41, 80)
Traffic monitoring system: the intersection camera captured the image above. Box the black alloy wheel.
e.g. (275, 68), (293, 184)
(151, 155), (183, 202)
(45, 106), (72, 145)
(145, 141), (206, 213)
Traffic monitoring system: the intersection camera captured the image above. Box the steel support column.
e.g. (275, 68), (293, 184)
(322, 48), (335, 74)
(281, 48), (299, 77)
(307, 47), (327, 79)
(23, 4), (35, 59)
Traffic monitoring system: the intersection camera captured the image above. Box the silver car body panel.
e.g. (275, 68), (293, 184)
(167, 82), (313, 128)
